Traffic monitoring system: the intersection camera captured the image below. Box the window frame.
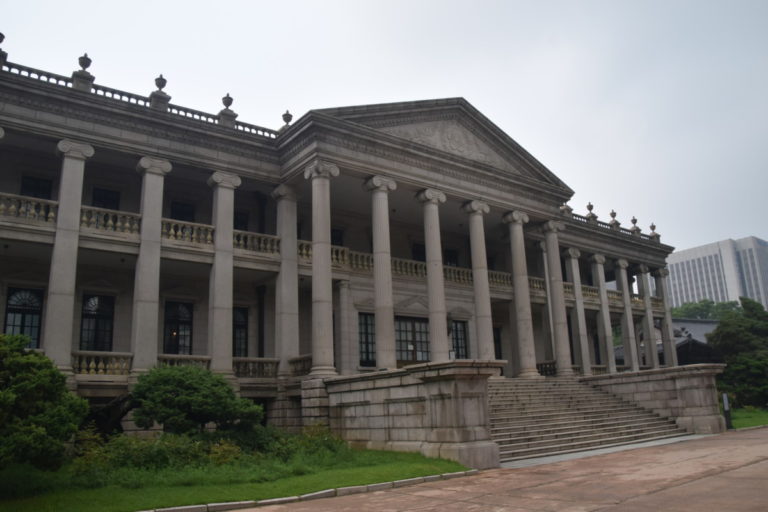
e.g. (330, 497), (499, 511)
(79, 294), (115, 352)
(163, 301), (193, 355)
(4, 287), (44, 348)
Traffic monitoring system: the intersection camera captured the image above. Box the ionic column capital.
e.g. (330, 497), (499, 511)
(364, 175), (397, 193)
(616, 258), (630, 270)
(136, 156), (172, 176)
(653, 267), (670, 278)
(416, 188), (446, 204)
(303, 160), (340, 180)
(462, 199), (489, 215)
(271, 183), (297, 201)
(57, 139), (94, 160)
(543, 220), (565, 234)
(207, 171), (242, 189)
(591, 253), (606, 265)
(502, 210), (529, 225)
(564, 247), (581, 260)
(637, 264), (650, 274)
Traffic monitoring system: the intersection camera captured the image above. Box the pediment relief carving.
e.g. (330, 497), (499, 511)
(354, 297), (375, 310)
(394, 295), (430, 314)
(448, 306), (473, 320)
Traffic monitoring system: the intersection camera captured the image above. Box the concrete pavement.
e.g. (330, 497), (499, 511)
(236, 427), (768, 511)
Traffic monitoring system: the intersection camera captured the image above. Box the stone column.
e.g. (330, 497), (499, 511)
(463, 200), (495, 360)
(43, 140), (94, 370)
(616, 259), (640, 372)
(304, 161), (339, 376)
(364, 176), (397, 369)
(417, 188), (450, 362)
(654, 268), (679, 367)
(272, 184), (300, 377)
(502, 211), (539, 378)
(591, 254), (617, 374)
(543, 221), (573, 376)
(564, 248), (591, 376)
(637, 264), (660, 369)
(207, 171), (241, 374)
(336, 280), (355, 374)
(131, 157), (172, 373)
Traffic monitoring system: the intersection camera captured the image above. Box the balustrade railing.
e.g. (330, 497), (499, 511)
(234, 231), (280, 254)
(563, 282), (575, 295)
(233, 357), (280, 378)
(528, 276), (546, 291)
(488, 270), (513, 288)
(616, 365), (631, 372)
(289, 354), (312, 377)
(536, 360), (557, 376)
(631, 294), (644, 307)
(72, 350), (133, 375)
(591, 365), (609, 375)
(2, 61), (72, 86)
(349, 251), (374, 271)
(581, 284), (599, 299)
(162, 219), (214, 244)
(650, 297), (664, 308)
(297, 240), (312, 260)
(444, 266), (473, 285)
(158, 354), (211, 369)
(331, 245), (349, 266)
(392, 257), (427, 278)
(92, 83), (152, 107)
(80, 206), (141, 234)
(606, 289), (624, 303)
(0, 193), (58, 223)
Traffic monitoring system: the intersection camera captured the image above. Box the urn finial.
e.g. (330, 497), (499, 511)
(222, 93), (233, 109)
(282, 110), (293, 125)
(78, 53), (92, 71)
(155, 74), (167, 91)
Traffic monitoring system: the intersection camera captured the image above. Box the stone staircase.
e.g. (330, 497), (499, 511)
(488, 377), (689, 463)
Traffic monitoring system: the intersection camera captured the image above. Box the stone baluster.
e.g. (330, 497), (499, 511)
(273, 184), (300, 377)
(502, 211), (539, 378)
(616, 259), (640, 371)
(464, 200), (495, 360)
(591, 254), (617, 374)
(131, 157), (172, 373)
(304, 160), (339, 376)
(637, 264), (660, 369)
(417, 188), (450, 363)
(543, 221), (573, 376)
(43, 140), (94, 370)
(365, 176), (397, 369)
(564, 248), (591, 376)
(654, 267), (679, 367)
(207, 171), (241, 375)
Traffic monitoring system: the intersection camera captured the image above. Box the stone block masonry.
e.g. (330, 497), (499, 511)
(581, 364), (726, 434)
(315, 360), (505, 469)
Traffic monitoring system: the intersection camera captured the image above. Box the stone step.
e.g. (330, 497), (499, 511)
(490, 405), (640, 423)
(490, 411), (665, 435)
(492, 419), (677, 446)
(490, 403), (637, 416)
(489, 398), (628, 410)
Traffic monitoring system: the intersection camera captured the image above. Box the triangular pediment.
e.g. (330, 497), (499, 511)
(394, 295), (430, 314)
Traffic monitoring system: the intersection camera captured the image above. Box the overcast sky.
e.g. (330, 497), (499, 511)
(3, 0), (767, 251)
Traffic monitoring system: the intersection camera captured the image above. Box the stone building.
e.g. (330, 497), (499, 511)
(0, 41), (724, 469)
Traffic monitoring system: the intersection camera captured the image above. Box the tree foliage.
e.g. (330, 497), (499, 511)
(707, 297), (768, 407)
(0, 334), (88, 470)
(671, 299), (741, 320)
(132, 365), (263, 435)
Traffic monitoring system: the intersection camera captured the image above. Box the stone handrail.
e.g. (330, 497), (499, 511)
(349, 251), (374, 271)
(298, 240), (312, 260)
(80, 206), (141, 234)
(162, 219), (214, 244)
(565, 211), (656, 243)
(72, 350), (133, 375)
(488, 270), (513, 288)
(332, 245), (349, 266)
(563, 282), (575, 295)
(606, 289), (624, 302)
(158, 354), (211, 369)
(92, 83), (152, 107)
(392, 257), (428, 278)
(536, 360), (557, 376)
(235, 121), (279, 139)
(234, 230), (280, 254)
(289, 354), (312, 377)
(168, 103), (219, 124)
(2, 61), (72, 86)
(591, 365), (609, 375)
(0, 193), (58, 223)
(581, 284), (599, 299)
(529, 276), (546, 291)
(444, 265), (473, 285)
(233, 357), (280, 378)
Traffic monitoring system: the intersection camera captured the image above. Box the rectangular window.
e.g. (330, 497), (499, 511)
(92, 188), (121, 210)
(451, 320), (469, 359)
(170, 201), (196, 222)
(395, 316), (430, 364)
(4, 288), (44, 348)
(163, 301), (193, 354)
(79, 295), (115, 351)
(233, 307), (248, 357)
(234, 210), (249, 232)
(20, 176), (52, 200)
(358, 313), (376, 367)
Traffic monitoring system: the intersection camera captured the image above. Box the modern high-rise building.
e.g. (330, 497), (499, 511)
(667, 237), (768, 308)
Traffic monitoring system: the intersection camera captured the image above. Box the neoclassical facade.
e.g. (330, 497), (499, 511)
(2, 45), (723, 467)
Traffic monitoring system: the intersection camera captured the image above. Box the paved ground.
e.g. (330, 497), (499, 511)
(238, 427), (768, 511)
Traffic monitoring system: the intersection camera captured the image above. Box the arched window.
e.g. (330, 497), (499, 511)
(163, 301), (193, 355)
(80, 295), (115, 351)
(4, 288), (44, 348)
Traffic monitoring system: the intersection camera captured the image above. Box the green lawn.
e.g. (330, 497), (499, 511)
(0, 451), (464, 512)
(731, 407), (768, 429)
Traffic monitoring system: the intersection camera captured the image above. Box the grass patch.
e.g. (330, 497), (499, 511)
(731, 407), (768, 429)
(0, 450), (463, 512)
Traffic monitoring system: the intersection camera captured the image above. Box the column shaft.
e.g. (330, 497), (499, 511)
(617, 259), (640, 371)
(336, 280), (355, 374)
(503, 211), (539, 378)
(273, 185), (300, 377)
(131, 157), (172, 372)
(544, 222), (573, 376)
(638, 266), (660, 369)
(591, 255), (617, 374)
(465, 201), (494, 360)
(655, 268), (679, 367)
(418, 189), (449, 362)
(207, 172), (241, 374)
(565, 249), (591, 376)
(43, 140), (94, 370)
(365, 176), (397, 369)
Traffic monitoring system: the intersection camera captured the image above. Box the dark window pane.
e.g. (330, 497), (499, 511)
(395, 316), (430, 365)
(451, 321), (468, 359)
(92, 188), (121, 210)
(170, 202), (195, 222)
(79, 295), (115, 351)
(358, 313), (376, 367)
(20, 176), (52, 200)
(331, 228), (344, 247)
(233, 307), (248, 357)
(164, 301), (193, 355)
(234, 211), (249, 232)
(443, 249), (459, 267)
(412, 243), (426, 262)
(4, 288), (44, 348)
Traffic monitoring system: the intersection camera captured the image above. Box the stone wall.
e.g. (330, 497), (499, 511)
(310, 360), (503, 469)
(581, 364), (726, 434)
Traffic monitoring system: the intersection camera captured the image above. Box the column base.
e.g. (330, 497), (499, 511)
(309, 366), (337, 377)
(516, 368), (544, 379)
(556, 368), (575, 377)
